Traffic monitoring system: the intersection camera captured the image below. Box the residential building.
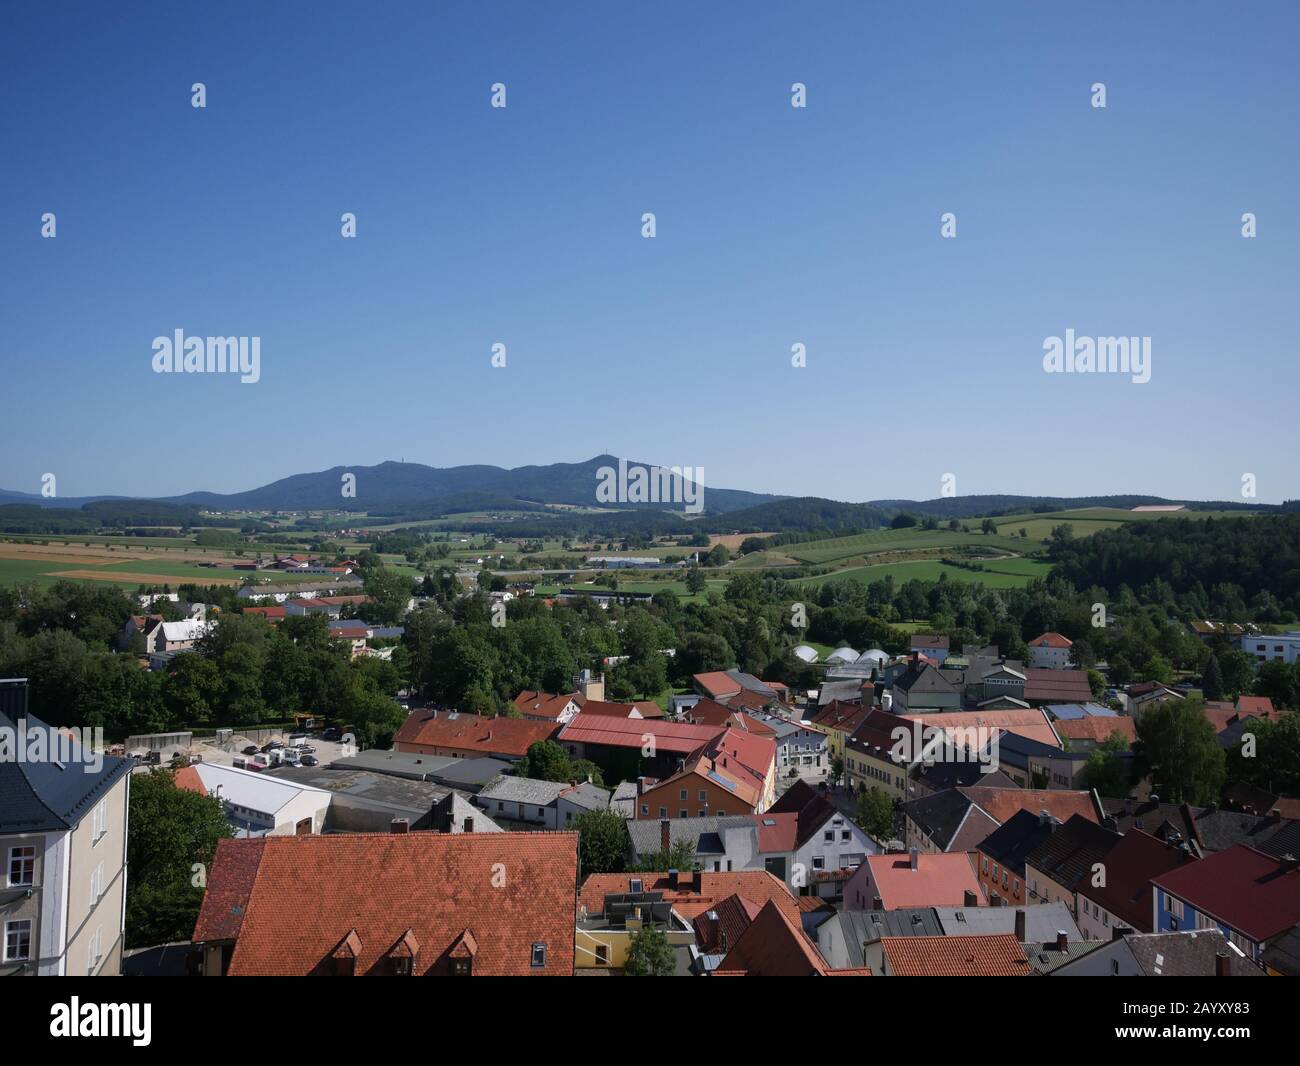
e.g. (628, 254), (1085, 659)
(1075, 828), (1197, 938)
(174, 762), (331, 836)
(1023, 814), (1121, 916)
(1027, 632), (1074, 670)
(1240, 630), (1300, 664)
(1150, 844), (1300, 962)
(1, 682), (132, 976)
(393, 710), (558, 762)
(192, 832), (578, 975)
(878, 933), (1031, 976)
(844, 849), (983, 911)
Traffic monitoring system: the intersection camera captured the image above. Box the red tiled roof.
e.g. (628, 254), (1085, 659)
(881, 934), (1032, 976)
(580, 870), (798, 926)
(579, 699), (663, 719)
(558, 713), (721, 755)
(857, 852), (982, 910)
(715, 899), (844, 976)
(1022, 669), (1093, 704)
(1054, 717), (1137, 744)
(902, 708), (1061, 749)
(642, 756), (762, 810)
(1151, 844), (1300, 943)
(1029, 632), (1073, 649)
(694, 671), (742, 698)
(1235, 696), (1277, 718)
(194, 832), (578, 975)
(958, 787), (1099, 826)
(513, 690), (579, 720)
(394, 711), (557, 758)
(692, 893), (763, 954)
(710, 726), (776, 783)
(173, 766), (205, 795)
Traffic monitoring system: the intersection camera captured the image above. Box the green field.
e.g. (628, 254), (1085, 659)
(783, 528), (1030, 565)
(796, 558), (1055, 590)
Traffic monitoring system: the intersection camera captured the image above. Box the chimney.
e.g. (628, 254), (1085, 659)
(660, 818), (671, 853)
(964, 889), (979, 908)
(693, 868), (703, 893)
(1055, 930), (1068, 952)
(1014, 909), (1026, 941)
(669, 868), (682, 889)
(390, 818), (410, 834)
(463, 816), (474, 833)
(1215, 951), (1231, 977)
(1269, 807), (1283, 822)
(909, 847), (919, 871)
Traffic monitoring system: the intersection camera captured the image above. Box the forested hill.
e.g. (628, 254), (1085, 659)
(1049, 514), (1300, 612)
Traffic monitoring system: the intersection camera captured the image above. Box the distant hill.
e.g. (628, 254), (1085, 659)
(0, 459), (1274, 532)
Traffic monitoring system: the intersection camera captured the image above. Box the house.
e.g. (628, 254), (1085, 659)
(842, 708), (914, 800)
(556, 713), (721, 780)
(574, 882), (698, 973)
(817, 902), (1079, 970)
(636, 747), (766, 820)
(117, 613), (163, 651)
(1124, 681), (1183, 716)
(512, 690), (582, 725)
(1053, 715), (1136, 751)
(1027, 632), (1074, 670)
(626, 815), (760, 872)
(1023, 813), (1121, 916)
(762, 781), (878, 894)
(192, 831), (578, 975)
(900, 707), (1063, 750)
(992, 730), (1092, 790)
(909, 635), (950, 665)
(692, 670), (783, 705)
(0, 682), (132, 976)
(174, 762), (332, 836)
(578, 699), (664, 719)
(155, 618), (209, 654)
(807, 700), (872, 765)
(975, 809), (1062, 906)
(393, 710), (558, 762)
(1039, 929), (1265, 977)
(901, 789), (1001, 856)
(1187, 619), (1258, 646)
(1075, 828), (1197, 938)
(1240, 630), (1300, 664)
(1022, 668), (1093, 706)
(890, 658), (962, 713)
(474, 775), (611, 829)
(714, 899), (867, 976)
(844, 849), (983, 911)
(762, 717), (828, 779)
(1150, 844), (1300, 962)
(878, 934), (1032, 976)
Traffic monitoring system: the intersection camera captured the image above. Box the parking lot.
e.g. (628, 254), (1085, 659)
(193, 732), (356, 770)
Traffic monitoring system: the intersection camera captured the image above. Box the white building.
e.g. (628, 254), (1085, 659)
(177, 762), (332, 836)
(1028, 632), (1074, 670)
(1241, 631), (1300, 665)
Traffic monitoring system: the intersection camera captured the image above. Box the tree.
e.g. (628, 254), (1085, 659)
(684, 567), (707, 594)
(126, 769), (233, 948)
(515, 740), (572, 782)
(1082, 731), (1132, 795)
(855, 786), (894, 841)
(623, 923), (676, 976)
(1201, 653), (1224, 702)
(572, 808), (630, 875)
(1133, 698), (1227, 804)
(981, 519), (997, 535)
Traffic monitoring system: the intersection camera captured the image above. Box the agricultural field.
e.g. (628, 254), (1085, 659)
(795, 557), (1055, 591)
(781, 528), (1030, 565)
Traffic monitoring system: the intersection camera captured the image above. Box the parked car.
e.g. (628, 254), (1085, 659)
(244, 762), (264, 773)
(296, 744), (315, 754)
(261, 741), (283, 753)
(322, 727), (341, 741)
(242, 745), (259, 756)
(300, 755), (319, 767)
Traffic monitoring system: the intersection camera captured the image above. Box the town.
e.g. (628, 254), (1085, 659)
(2, 497), (1298, 981)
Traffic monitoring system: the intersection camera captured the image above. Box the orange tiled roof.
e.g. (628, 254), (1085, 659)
(194, 832), (578, 975)
(714, 899), (844, 976)
(579, 870), (798, 925)
(881, 934), (1032, 976)
(958, 786), (1099, 826)
(394, 711), (558, 758)
(1054, 717), (1137, 744)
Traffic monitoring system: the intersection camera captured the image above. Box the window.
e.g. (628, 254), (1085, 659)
(1013, 879), (1020, 896)
(4, 920), (32, 962)
(595, 944), (608, 965)
(679, 809), (688, 818)
(658, 807), (667, 819)
(88, 926), (103, 972)
(698, 810), (706, 817)
(7, 846), (35, 888)
(393, 955), (412, 976)
(679, 789), (688, 800)
(1111, 959), (1120, 976)
(629, 879), (643, 893)
(699, 790), (707, 802)
(91, 800), (108, 844)
(824, 831), (834, 843)
(1166, 894), (1184, 920)
(981, 857), (989, 875)
(452, 958), (471, 976)
(640, 804), (649, 816)
(89, 862), (104, 905)
(530, 942), (546, 968)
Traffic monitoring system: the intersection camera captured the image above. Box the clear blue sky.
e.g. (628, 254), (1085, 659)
(2, 0), (1297, 504)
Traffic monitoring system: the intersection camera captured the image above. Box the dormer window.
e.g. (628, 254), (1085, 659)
(331, 928), (362, 976)
(531, 942), (546, 968)
(452, 958), (472, 976)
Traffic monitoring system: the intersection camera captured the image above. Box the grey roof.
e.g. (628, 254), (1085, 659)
(329, 748), (461, 780)
(1193, 808), (1296, 854)
(267, 765), (449, 816)
(626, 814), (755, 860)
(1262, 924), (1300, 976)
(1022, 937), (1110, 974)
(425, 756), (513, 790)
(827, 909), (944, 965)
(0, 694), (133, 834)
(818, 680), (866, 706)
(479, 775), (569, 805)
(899, 789), (977, 851)
(935, 902), (1080, 941)
(1125, 930), (1265, 977)
(609, 780), (639, 817)
(563, 781), (612, 811)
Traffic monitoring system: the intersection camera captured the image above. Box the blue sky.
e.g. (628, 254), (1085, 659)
(2, 0), (1297, 504)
